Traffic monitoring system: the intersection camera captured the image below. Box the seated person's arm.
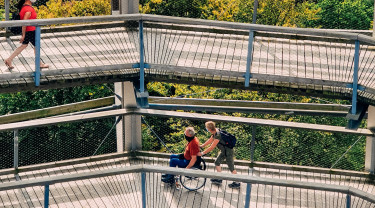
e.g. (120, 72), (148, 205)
(186, 155), (197, 169)
(200, 136), (214, 148)
(201, 139), (220, 155)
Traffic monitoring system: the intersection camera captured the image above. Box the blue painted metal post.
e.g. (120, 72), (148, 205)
(245, 31), (254, 87)
(34, 26), (41, 87)
(13, 130), (18, 169)
(141, 172), (146, 208)
(244, 183), (252, 208)
(44, 184), (49, 208)
(351, 40), (360, 115)
(346, 194), (351, 208)
(139, 20), (145, 93)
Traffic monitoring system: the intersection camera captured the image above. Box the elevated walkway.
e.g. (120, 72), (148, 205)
(0, 14), (375, 106)
(0, 152), (375, 207)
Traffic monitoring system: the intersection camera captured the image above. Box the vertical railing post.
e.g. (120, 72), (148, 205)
(44, 184), (49, 208)
(141, 172), (146, 208)
(351, 40), (360, 115)
(245, 31), (254, 87)
(346, 194), (351, 208)
(245, 0), (258, 88)
(244, 183), (252, 208)
(13, 129), (19, 169)
(34, 26), (41, 87)
(139, 20), (145, 93)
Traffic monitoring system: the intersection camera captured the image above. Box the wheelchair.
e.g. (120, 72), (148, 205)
(177, 156), (207, 191)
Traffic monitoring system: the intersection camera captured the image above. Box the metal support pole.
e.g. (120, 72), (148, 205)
(34, 26), (41, 87)
(351, 40), (360, 115)
(141, 172), (146, 208)
(244, 183), (252, 208)
(250, 125), (256, 162)
(244, 0), (258, 88)
(245, 30), (254, 87)
(139, 20), (145, 93)
(346, 194), (351, 208)
(252, 0), (258, 24)
(5, 0), (10, 21)
(13, 130), (19, 169)
(44, 184), (49, 208)
(365, 105), (375, 173)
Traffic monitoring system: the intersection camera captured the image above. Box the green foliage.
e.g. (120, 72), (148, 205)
(307, 0), (373, 29)
(140, 0), (207, 18)
(0, 9), (5, 21)
(257, 0), (320, 27)
(37, 0), (111, 19)
(140, 0), (373, 29)
(0, 84), (113, 115)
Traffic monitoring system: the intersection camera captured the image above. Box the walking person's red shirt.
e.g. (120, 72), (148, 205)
(184, 137), (200, 160)
(19, 5), (37, 32)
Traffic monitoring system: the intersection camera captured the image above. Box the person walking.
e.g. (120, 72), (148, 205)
(199, 121), (240, 188)
(4, 0), (49, 70)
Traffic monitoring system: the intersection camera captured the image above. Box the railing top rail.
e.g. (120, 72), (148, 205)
(0, 14), (373, 45)
(140, 14), (369, 43)
(0, 164), (374, 203)
(0, 109), (372, 136)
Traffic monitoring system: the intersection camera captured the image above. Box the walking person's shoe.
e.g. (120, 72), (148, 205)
(210, 178), (222, 184)
(228, 182), (241, 189)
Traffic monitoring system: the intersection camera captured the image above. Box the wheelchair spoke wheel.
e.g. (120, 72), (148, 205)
(179, 159), (207, 191)
(180, 173), (206, 191)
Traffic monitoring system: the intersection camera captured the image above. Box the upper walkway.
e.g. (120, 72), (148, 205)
(0, 14), (375, 106)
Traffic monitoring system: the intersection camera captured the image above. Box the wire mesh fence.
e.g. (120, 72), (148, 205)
(0, 116), (118, 170)
(0, 0), (370, 31)
(141, 115), (366, 172)
(139, 0), (373, 31)
(0, 110), (366, 172)
(0, 131), (14, 169)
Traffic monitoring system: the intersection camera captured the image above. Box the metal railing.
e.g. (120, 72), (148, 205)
(0, 108), (372, 170)
(0, 164), (374, 207)
(1, 14), (375, 108)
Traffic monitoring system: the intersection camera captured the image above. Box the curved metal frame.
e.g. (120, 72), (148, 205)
(179, 158), (207, 191)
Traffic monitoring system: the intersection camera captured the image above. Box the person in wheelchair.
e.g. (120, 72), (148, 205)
(161, 127), (201, 183)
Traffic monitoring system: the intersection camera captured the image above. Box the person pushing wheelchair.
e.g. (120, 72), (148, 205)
(161, 127), (201, 183)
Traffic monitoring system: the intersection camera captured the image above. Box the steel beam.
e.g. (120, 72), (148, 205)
(13, 130), (18, 169)
(34, 26), (41, 86)
(351, 40), (360, 115)
(139, 20), (145, 93)
(245, 30), (254, 87)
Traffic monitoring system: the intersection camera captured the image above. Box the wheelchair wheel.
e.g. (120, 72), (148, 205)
(180, 159), (207, 191)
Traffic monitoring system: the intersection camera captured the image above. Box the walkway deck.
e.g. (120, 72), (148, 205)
(0, 14), (375, 105)
(0, 152), (374, 207)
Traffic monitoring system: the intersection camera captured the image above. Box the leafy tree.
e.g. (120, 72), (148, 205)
(37, 0), (111, 19)
(257, 0), (320, 27)
(140, 0), (207, 18)
(308, 0), (373, 29)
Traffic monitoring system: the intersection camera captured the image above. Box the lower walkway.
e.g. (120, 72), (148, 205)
(0, 152), (374, 207)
